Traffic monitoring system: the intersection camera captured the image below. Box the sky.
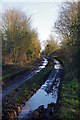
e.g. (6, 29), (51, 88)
(0, 0), (77, 49)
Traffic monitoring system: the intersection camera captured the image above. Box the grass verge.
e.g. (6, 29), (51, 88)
(58, 69), (79, 119)
(2, 65), (35, 81)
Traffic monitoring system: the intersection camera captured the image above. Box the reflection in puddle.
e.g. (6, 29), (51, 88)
(18, 60), (63, 119)
(36, 58), (48, 73)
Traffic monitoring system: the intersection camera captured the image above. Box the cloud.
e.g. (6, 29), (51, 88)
(32, 9), (37, 14)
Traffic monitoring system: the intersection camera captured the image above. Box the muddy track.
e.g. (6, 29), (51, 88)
(2, 58), (48, 99)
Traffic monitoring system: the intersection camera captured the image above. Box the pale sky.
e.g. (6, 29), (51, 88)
(0, 0), (77, 49)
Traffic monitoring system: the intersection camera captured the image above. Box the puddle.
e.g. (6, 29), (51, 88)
(18, 59), (63, 119)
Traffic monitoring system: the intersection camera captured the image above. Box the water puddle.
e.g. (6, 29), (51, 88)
(18, 59), (63, 119)
(35, 58), (48, 73)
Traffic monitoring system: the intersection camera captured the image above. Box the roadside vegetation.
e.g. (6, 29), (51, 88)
(1, 8), (41, 80)
(59, 71), (79, 119)
(43, 1), (79, 119)
(53, 1), (80, 119)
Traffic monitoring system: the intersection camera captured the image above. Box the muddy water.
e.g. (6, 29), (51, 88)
(18, 60), (63, 119)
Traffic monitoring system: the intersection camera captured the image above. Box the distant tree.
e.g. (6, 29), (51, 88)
(44, 36), (58, 56)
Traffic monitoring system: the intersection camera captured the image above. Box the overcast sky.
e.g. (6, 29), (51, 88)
(0, 0), (77, 49)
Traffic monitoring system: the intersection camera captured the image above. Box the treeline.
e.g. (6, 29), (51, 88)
(44, 1), (80, 74)
(53, 1), (80, 118)
(55, 1), (80, 74)
(1, 9), (41, 67)
(42, 1), (80, 75)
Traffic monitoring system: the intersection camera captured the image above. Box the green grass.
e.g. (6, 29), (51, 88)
(2, 68), (29, 81)
(2, 65), (35, 81)
(2, 71), (21, 81)
(59, 72), (79, 119)
(2, 61), (38, 81)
